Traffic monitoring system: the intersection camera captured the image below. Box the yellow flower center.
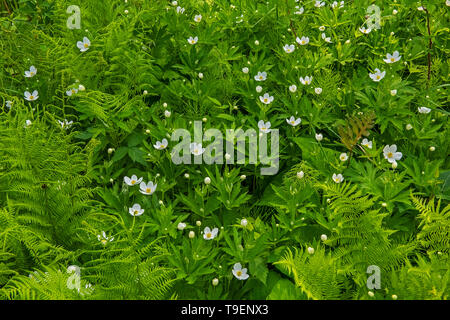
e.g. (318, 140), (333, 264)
(29, 96), (34, 100)
(206, 233), (211, 238)
(84, 43), (89, 48)
(236, 271), (242, 276)
(131, 180), (136, 184)
(291, 121), (295, 125)
(262, 127), (266, 131)
(30, 72), (34, 76)
(101, 239), (107, 244)
(194, 149), (198, 154)
(387, 152), (393, 158)
(259, 76), (263, 80)
(263, 98), (268, 103)
(72, 89), (76, 93)
(146, 188), (151, 193)
(376, 75), (380, 79)
(391, 58), (395, 62)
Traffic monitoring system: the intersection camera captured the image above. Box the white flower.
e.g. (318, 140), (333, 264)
(187, 36), (198, 45)
(204, 177), (211, 185)
(314, 1), (325, 7)
(429, 146), (435, 152)
(361, 138), (373, 149)
(256, 85), (263, 93)
(24, 119), (32, 127)
(198, 72), (203, 79)
(66, 87), (78, 96)
(418, 106), (431, 114)
(339, 153), (348, 161)
(77, 37), (91, 52)
(225, 153), (231, 160)
(129, 203), (144, 216)
(258, 120), (271, 133)
(254, 71), (267, 81)
(393, 9), (398, 15)
(232, 263), (249, 280)
(383, 145), (402, 163)
(321, 33), (332, 43)
(176, 6), (185, 14)
(319, 26), (325, 31)
(6, 101), (12, 109)
(58, 119), (73, 129)
(392, 161), (398, 169)
(189, 231), (195, 238)
(242, 67), (249, 74)
(177, 222), (186, 230)
(286, 116), (301, 127)
(321, 234), (328, 241)
(417, 6), (424, 11)
(283, 44), (295, 53)
(369, 68), (386, 82)
(203, 227), (219, 240)
(297, 171), (304, 179)
(289, 84), (297, 92)
(194, 14), (202, 22)
(240, 218), (248, 227)
(212, 278), (219, 286)
(190, 142), (206, 156)
(384, 51), (401, 64)
(24, 66), (37, 78)
(332, 173), (344, 183)
(240, 174), (246, 180)
(447, 0), (450, 7)
(299, 76), (313, 85)
(107, 148), (115, 154)
(359, 27), (372, 34)
(406, 124), (413, 130)
(307, 247), (315, 254)
(78, 84), (86, 91)
(24, 90), (39, 101)
(331, 1), (344, 8)
(315, 87), (322, 94)
(164, 110), (171, 117)
(154, 138), (168, 150)
(97, 231), (114, 245)
(259, 93), (274, 104)
(296, 36), (309, 45)
(294, 6), (304, 15)
(315, 133), (323, 141)
(390, 89), (397, 96)
(124, 175), (143, 186)
(254, 40), (260, 46)
(139, 181), (157, 195)
(368, 291), (374, 297)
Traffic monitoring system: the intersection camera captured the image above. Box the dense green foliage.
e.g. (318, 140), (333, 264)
(0, 0), (449, 300)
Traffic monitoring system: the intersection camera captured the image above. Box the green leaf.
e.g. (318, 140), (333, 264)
(249, 257), (268, 285)
(128, 147), (146, 165)
(111, 146), (128, 162)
